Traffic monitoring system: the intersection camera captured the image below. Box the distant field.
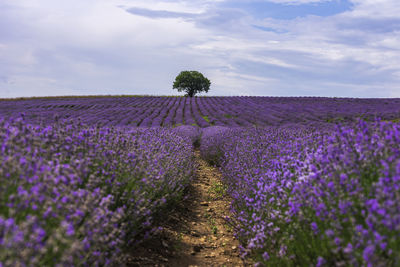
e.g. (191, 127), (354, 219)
(1, 96), (400, 127)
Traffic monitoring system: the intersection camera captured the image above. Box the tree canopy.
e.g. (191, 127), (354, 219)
(172, 71), (211, 97)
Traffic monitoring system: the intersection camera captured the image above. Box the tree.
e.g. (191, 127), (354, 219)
(173, 71), (211, 97)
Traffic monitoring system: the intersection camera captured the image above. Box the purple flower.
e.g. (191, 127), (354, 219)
(61, 220), (75, 236)
(344, 243), (353, 254)
(363, 245), (375, 262)
(262, 251), (270, 261)
(13, 230), (24, 243)
(316, 256), (326, 267)
(310, 222), (318, 234)
(61, 196), (69, 203)
(5, 218), (15, 229)
(35, 227), (46, 242)
(325, 229), (334, 238)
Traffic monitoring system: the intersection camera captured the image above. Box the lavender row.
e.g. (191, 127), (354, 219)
(1, 96), (400, 128)
(0, 117), (196, 266)
(200, 121), (400, 266)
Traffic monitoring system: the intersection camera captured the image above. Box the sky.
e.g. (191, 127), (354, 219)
(1, 0), (400, 98)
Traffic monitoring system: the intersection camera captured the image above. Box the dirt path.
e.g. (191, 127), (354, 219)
(127, 150), (248, 267)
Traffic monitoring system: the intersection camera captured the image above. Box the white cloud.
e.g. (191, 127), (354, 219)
(350, 0), (400, 18)
(0, 0), (400, 98)
(260, 0), (334, 4)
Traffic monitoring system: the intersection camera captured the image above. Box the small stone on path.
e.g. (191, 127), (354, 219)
(193, 245), (202, 252)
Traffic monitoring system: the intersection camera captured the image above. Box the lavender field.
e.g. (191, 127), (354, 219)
(1, 96), (400, 127)
(1, 96), (400, 266)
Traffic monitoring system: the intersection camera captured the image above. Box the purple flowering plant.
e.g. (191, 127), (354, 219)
(1, 95), (400, 266)
(0, 117), (195, 266)
(207, 120), (400, 266)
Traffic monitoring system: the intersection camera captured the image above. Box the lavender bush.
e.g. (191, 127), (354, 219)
(1, 95), (400, 266)
(0, 117), (195, 266)
(2, 96), (400, 128)
(209, 121), (400, 266)
(199, 126), (235, 166)
(172, 125), (201, 147)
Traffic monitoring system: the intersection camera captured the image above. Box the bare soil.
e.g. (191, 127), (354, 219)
(126, 150), (250, 267)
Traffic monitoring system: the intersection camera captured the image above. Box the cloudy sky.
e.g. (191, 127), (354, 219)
(1, 0), (400, 98)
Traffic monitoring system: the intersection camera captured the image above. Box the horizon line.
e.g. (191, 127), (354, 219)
(1, 94), (400, 101)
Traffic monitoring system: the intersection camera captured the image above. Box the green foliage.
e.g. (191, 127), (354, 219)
(173, 71), (211, 97)
(325, 117), (345, 123)
(208, 181), (227, 200)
